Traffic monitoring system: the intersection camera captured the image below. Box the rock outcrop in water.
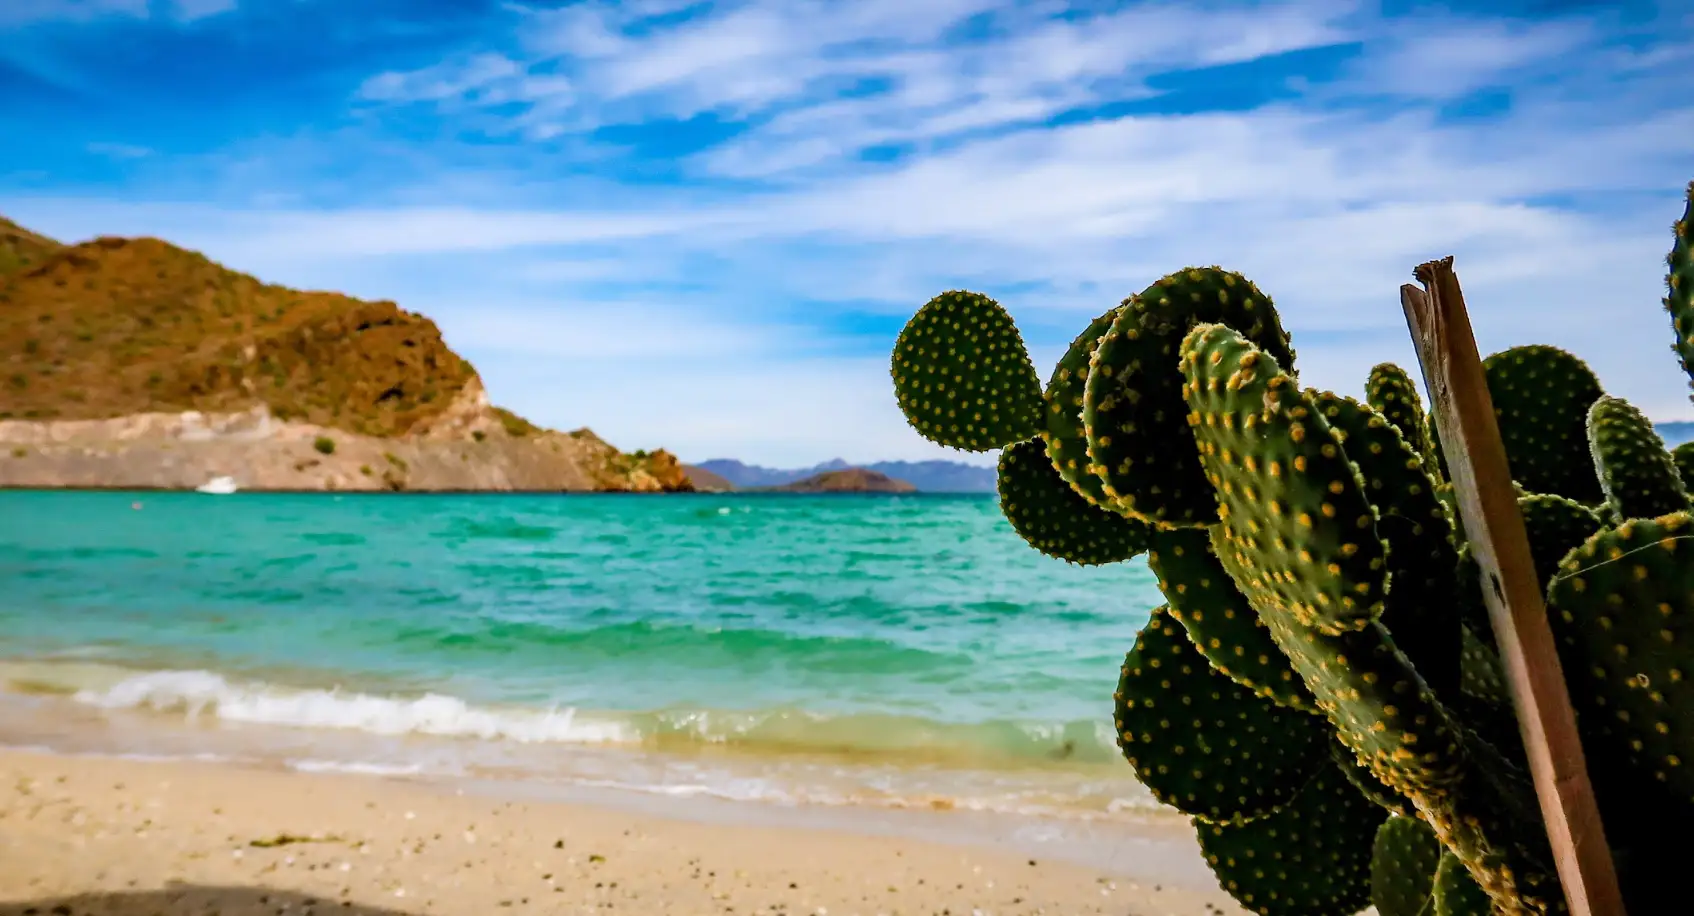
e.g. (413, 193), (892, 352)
(0, 218), (691, 492)
(770, 468), (916, 493)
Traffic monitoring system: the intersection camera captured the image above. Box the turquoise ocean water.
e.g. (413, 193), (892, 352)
(0, 490), (1166, 822)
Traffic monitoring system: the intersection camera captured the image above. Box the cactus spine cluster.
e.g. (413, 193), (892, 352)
(888, 181), (1694, 915)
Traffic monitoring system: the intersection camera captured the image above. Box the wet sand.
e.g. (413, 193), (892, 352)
(0, 748), (1248, 915)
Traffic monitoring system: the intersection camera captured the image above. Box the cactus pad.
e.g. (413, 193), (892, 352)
(1311, 390), (1460, 698)
(1042, 306), (1120, 505)
(1459, 624), (1510, 708)
(1365, 362), (1433, 461)
(1587, 395), (1690, 522)
(891, 290), (1043, 451)
(1329, 737), (1415, 816)
(1482, 344), (1605, 503)
(1147, 527), (1314, 711)
(997, 438), (1150, 565)
(1113, 607), (1325, 823)
(1370, 815), (1442, 916)
(1546, 511), (1694, 806)
(1081, 267), (1293, 527)
(1193, 757), (1387, 916)
(1454, 493), (1604, 639)
(1674, 441), (1694, 490)
(1667, 180), (1694, 404)
(1433, 852), (1492, 916)
(1178, 324), (1387, 636)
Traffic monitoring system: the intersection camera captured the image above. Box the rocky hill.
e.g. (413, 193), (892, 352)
(0, 219), (690, 493)
(771, 468), (916, 493)
(693, 457), (994, 492)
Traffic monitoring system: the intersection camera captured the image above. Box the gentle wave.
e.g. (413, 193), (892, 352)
(3, 661), (1120, 767)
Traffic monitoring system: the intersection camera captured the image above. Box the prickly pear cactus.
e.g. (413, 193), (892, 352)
(1370, 815), (1443, 916)
(1042, 306), (1120, 505)
(1081, 267), (1294, 528)
(1482, 344), (1606, 504)
(1147, 527), (1314, 711)
(1586, 395), (1690, 522)
(1365, 362), (1434, 464)
(1674, 441), (1694, 491)
(884, 178), (1694, 916)
(1193, 757), (1386, 916)
(1546, 512), (1694, 803)
(1113, 606), (1325, 822)
(890, 290), (1043, 451)
(997, 438), (1149, 566)
(1667, 181), (1694, 404)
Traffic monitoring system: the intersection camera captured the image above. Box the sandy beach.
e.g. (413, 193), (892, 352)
(0, 748), (1247, 916)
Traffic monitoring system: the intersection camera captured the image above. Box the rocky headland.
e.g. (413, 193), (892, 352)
(0, 218), (691, 493)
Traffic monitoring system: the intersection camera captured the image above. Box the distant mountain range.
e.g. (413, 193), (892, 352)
(689, 457), (996, 492)
(690, 421), (1694, 494)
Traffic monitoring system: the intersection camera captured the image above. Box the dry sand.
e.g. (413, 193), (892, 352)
(0, 749), (1248, 916)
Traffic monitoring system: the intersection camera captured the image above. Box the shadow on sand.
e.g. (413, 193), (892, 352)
(0, 884), (421, 916)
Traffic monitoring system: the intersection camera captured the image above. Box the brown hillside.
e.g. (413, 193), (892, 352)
(683, 464), (736, 491)
(0, 218), (61, 276)
(775, 468), (915, 493)
(0, 231), (477, 437)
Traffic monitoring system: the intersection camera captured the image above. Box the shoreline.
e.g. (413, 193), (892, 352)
(0, 487), (988, 495)
(0, 746), (1247, 915)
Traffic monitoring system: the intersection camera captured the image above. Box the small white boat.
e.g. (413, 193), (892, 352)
(195, 476), (239, 495)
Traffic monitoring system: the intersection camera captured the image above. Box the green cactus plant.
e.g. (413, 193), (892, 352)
(1482, 344), (1606, 504)
(1586, 395), (1690, 522)
(884, 178), (1694, 915)
(1673, 441), (1694, 490)
(1042, 306), (1120, 506)
(1434, 851), (1494, 915)
(1365, 362), (1434, 467)
(1667, 181), (1694, 404)
(1081, 267), (1294, 528)
(1192, 755), (1387, 916)
(890, 290), (1042, 451)
(1113, 606), (1326, 822)
(1146, 527), (1315, 711)
(1370, 815), (1443, 916)
(997, 437), (1150, 566)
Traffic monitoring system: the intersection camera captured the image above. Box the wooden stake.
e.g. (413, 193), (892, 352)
(1400, 257), (1626, 916)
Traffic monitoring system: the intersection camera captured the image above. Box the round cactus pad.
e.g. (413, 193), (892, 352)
(1193, 757), (1387, 916)
(996, 438), (1149, 566)
(1587, 395), (1690, 522)
(1177, 323), (1387, 636)
(1674, 442), (1694, 491)
(1081, 266), (1294, 528)
(1147, 527), (1314, 711)
(1364, 362), (1433, 463)
(1455, 493), (1603, 640)
(1310, 390), (1460, 698)
(1547, 512), (1694, 807)
(1370, 815), (1441, 916)
(891, 290), (1043, 451)
(1433, 853), (1492, 916)
(1042, 305), (1119, 505)
(1113, 607), (1326, 824)
(1667, 181), (1694, 404)
(1481, 344), (1605, 503)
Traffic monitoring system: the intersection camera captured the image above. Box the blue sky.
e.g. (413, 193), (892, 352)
(2, 0), (1692, 467)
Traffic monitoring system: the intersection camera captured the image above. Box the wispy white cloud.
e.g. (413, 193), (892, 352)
(0, 0), (233, 26)
(7, 0), (1694, 465)
(84, 141), (151, 158)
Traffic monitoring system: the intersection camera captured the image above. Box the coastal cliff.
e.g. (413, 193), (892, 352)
(0, 218), (690, 493)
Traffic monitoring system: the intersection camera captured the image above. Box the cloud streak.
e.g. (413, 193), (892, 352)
(3, 0), (1693, 465)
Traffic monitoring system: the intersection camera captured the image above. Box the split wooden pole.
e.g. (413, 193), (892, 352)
(1399, 257), (1626, 916)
